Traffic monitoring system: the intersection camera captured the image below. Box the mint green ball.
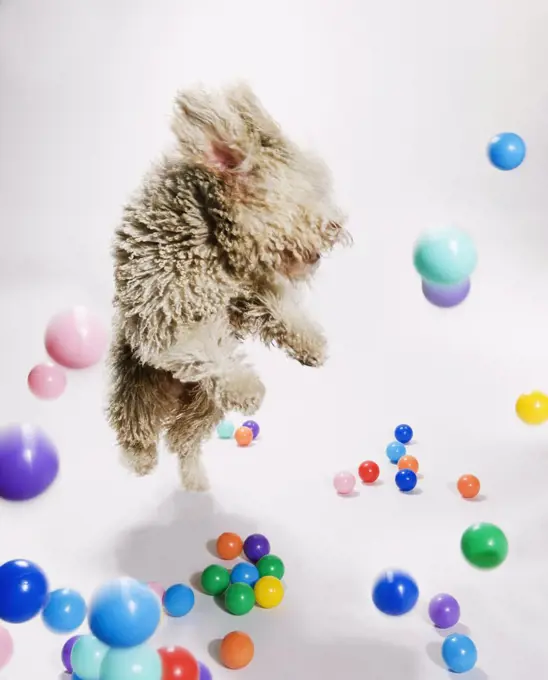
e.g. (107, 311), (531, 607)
(71, 635), (108, 680)
(413, 228), (477, 285)
(100, 645), (162, 680)
(217, 420), (235, 439)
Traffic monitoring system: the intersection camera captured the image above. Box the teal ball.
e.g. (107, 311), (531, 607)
(99, 645), (162, 680)
(413, 228), (477, 285)
(70, 635), (108, 680)
(217, 420), (235, 439)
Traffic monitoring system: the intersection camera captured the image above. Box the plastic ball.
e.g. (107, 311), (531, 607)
(235, 426), (253, 447)
(358, 460), (380, 484)
(457, 474), (480, 499)
(372, 571), (419, 616)
(395, 469), (417, 492)
(200, 565), (230, 596)
(0, 559), (49, 623)
(422, 278), (471, 308)
(394, 424), (413, 444)
(386, 442), (406, 464)
(220, 631), (254, 670)
(487, 132), (526, 171)
(257, 554), (285, 580)
(254, 576), (284, 609)
(198, 661), (212, 680)
(224, 583), (255, 615)
(147, 582), (164, 601)
(62, 634), (81, 673)
(0, 625), (13, 670)
(45, 306), (107, 369)
(158, 646), (199, 680)
(0, 423), (59, 501)
(428, 593), (460, 629)
(442, 634), (478, 673)
(413, 227), (477, 285)
(241, 420), (260, 439)
(70, 634), (108, 680)
(333, 471), (356, 495)
(216, 420), (235, 439)
(216, 532), (243, 560)
(42, 588), (86, 633)
(397, 455), (419, 474)
(100, 645), (162, 680)
(461, 523), (508, 569)
(88, 577), (161, 648)
(162, 584), (195, 617)
(230, 562), (260, 587)
(515, 391), (548, 425)
(243, 533), (271, 563)
(27, 363), (67, 400)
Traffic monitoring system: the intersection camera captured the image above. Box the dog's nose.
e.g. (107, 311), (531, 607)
(308, 252), (320, 265)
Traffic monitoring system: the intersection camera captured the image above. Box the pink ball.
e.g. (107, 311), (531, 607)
(45, 306), (107, 369)
(27, 363), (67, 400)
(333, 471), (356, 495)
(0, 625), (13, 670)
(147, 581), (165, 601)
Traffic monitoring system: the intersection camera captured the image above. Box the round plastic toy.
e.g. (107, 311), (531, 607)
(386, 442), (406, 464)
(257, 554), (285, 580)
(230, 562), (260, 587)
(333, 471), (356, 494)
(62, 634), (81, 673)
(422, 278), (471, 308)
(413, 227), (477, 285)
(487, 132), (526, 171)
(158, 646), (199, 680)
(216, 532), (243, 560)
(27, 362), (67, 400)
(224, 583), (255, 615)
(461, 523), (508, 569)
(88, 577), (161, 647)
(42, 587), (86, 633)
(358, 460), (380, 484)
(242, 420), (260, 439)
(216, 420), (235, 439)
(163, 584), (195, 617)
(220, 631), (254, 670)
(428, 593), (460, 629)
(457, 474), (480, 499)
(254, 576), (284, 609)
(372, 570), (419, 616)
(397, 455), (419, 474)
(243, 533), (271, 562)
(200, 565), (230, 596)
(0, 423), (59, 501)
(70, 634), (108, 680)
(198, 661), (212, 680)
(100, 645), (162, 680)
(442, 634), (478, 673)
(394, 424), (413, 444)
(235, 426), (253, 447)
(0, 559), (49, 623)
(45, 306), (107, 369)
(147, 582), (164, 601)
(395, 469), (417, 492)
(515, 391), (548, 425)
(0, 625), (13, 670)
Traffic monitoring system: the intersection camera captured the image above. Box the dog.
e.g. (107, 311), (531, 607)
(107, 82), (350, 491)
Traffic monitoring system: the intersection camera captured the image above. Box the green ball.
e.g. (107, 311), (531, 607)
(224, 583), (255, 615)
(100, 645), (162, 680)
(257, 554), (285, 580)
(413, 227), (477, 285)
(71, 634), (108, 680)
(201, 564), (230, 596)
(461, 522), (508, 569)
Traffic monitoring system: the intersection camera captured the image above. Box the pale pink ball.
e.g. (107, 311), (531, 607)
(0, 625), (13, 670)
(45, 306), (107, 369)
(147, 581), (165, 601)
(27, 363), (67, 400)
(333, 471), (356, 495)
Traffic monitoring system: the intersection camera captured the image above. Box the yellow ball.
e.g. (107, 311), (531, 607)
(254, 576), (284, 609)
(516, 391), (548, 425)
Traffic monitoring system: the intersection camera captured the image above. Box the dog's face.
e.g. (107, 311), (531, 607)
(171, 83), (350, 282)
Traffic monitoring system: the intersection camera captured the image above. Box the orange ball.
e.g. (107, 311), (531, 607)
(397, 455), (419, 473)
(235, 426), (253, 447)
(457, 474), (480, 499)
(220, 631), (254, 669)
(216, 532), (243, 560)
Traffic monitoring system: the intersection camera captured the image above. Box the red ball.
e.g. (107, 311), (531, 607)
(158, 646), (199, 680)
(358, 460), (380, 484)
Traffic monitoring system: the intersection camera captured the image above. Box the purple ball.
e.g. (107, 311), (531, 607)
(61, 634), (81, 673)
(243, 533), (270, 563)
(0, 424), (59, 501)
(428, 593), (460, 629)
(421, 278), (470, 308)
(199, 661), (213, 680)
(242, 420), (260, 439)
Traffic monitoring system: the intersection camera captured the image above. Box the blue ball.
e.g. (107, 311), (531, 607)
(372, 570), (419, 616)
(230, 562), (260, 587)
(386, 442), (406, 464)
(42, 588), (86, 633)
(88, 577), (161, 648)
(70, 634), (108, 680)
(100, 645), (162, 680)
(163, 584), (195, 617)
(395, 469), (417, 492)
(442, 634), (478, 673)
(488, 132), (526, 171)
(217, 420), (235, 439)
(394, 424), (413, 444)
(0, 559), (49, 623)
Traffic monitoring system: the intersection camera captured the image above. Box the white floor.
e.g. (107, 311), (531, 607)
(1, 0), (548, 678)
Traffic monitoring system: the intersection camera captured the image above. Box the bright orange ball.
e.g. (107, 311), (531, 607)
(457, 474), (480, 499)
(220, 631), (254, 669)
(397, 455), (419, 473)
(235, 426), (253, 447)
(216, 532), (243, 560)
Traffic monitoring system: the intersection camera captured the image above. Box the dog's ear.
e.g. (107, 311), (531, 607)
(225, 82), (283, 142)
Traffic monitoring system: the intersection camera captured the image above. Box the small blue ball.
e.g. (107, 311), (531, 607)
(395, 469), (417, 492)
(488, 132), (526, 171)
(442, 634), (478, 673)
(163, 584), (195, 617)
(217, 420), (235, 439)
(394, 424), (413, 444)
(230, 562), (260, 587)
(0, 559), (49, 623)
(386, 442), (406, 464)
(42, 588), (86, 633)
(372, 570), (419, 616)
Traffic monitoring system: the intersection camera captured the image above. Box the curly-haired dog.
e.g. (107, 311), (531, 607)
(108, 83), (350, 490)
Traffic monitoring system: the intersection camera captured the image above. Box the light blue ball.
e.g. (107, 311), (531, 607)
(386, 442), (406, 464)
(71, 634), (108, 680)
(88, 578), (161, 648)
(413, 227), (477, 285)
(488, 132), (526, 171)
(99, 645), (162, 680)
(42, 588), (87, 633)
(163, 584), (195, 617)
(217, 420), (235, 439)
(230, 562), (260, 587)
(442, 634), (478, 673)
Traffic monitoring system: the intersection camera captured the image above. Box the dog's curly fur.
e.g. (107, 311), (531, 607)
(108, 82), (351, 490)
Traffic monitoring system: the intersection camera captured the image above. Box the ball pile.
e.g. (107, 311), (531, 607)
(216, 419), (260, 447)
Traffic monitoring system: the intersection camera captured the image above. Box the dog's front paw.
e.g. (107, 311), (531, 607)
(179, 454), (210, 492)
(286, 329), (328, 367)
(218, 370), (266, 415)
(119, 443), (158, 476)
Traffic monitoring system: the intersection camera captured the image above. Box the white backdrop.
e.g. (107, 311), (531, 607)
(1, 0), (548, 678)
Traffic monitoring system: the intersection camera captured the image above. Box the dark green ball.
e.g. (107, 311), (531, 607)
(461, 523), (508, 569)
(201, 564), (230, 596)
(224, 583), (255, 615)
(257, 554), (285, 580)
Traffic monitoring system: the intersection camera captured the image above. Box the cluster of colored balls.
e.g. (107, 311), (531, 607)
(386, 424), (419, 493)
(216, 419), (260, 447)
(515, 390), (548, 425)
